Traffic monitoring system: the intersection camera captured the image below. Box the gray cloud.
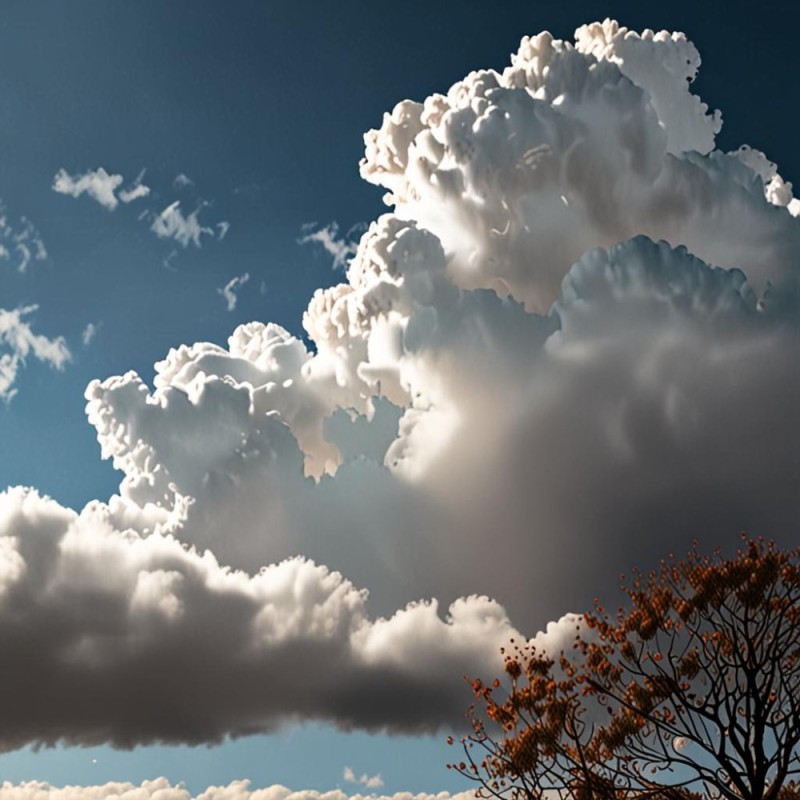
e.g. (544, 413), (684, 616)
(0, 486), (519, 749)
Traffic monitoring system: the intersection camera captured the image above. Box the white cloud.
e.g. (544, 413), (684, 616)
(0, 305), (70, 402)
(119, 184), (150, 203)
(4, 19), (800, 749)
(218, 273), (250, 311)
(217, 221), (231, 240)
(151, 201), (214, 248)
(52, 167), (124, 211)
(299, 222), (360, 270)
(81, 322), (100, 347)
(0, 780), (475, 800)
(0, 207), (47, 272)
(119, 169), (151, 204)
(343, 769), (384, 790)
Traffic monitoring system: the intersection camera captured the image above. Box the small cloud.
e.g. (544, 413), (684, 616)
(0, 206), (47, 272)
(151, 201), (213, 248)
(81, 322), (100, 347)
(119, 183), (150, 203)
(52, 167), (123, 211)
(343, 767), (384, 790)
(163, 249), (179, 271)
(119, 169), (151, 204)
(218, 273), (250, 311)
(173, 173), (194, 190)
(119, 184), (150, 203)
(217, 221), (231, 240)
(0, 305), (70, 402)
(673, 736), (689, 751)
(299, 221), (360, 270)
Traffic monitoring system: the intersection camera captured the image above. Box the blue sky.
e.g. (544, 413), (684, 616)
(1, 2), (800, 798)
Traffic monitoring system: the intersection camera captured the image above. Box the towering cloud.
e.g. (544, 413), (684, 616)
(3, 19), (800, 748)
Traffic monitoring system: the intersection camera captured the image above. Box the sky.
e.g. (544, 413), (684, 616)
(1, 1), (800, 797)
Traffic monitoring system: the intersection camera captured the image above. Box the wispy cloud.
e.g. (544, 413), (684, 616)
(119, 169), (151, 204)
(81, 322), (100, 347)
(299, 221), (361, 269)
(173, 173), (195, 190)
(218, 273), (249, 311)
(0, 305), (70, 402)
(52, 167), (229, 257)
(0, 204), (47, 272)
(151, 201), (214, 248)
(343, 768), (384, 790)
(52, 167), (125, 211)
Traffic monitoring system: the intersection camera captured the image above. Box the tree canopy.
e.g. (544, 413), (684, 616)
(450, 536), (800, 800)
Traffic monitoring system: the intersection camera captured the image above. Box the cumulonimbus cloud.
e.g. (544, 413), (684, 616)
(4, 19), (800, 749)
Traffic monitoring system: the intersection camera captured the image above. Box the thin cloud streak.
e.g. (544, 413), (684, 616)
(218, 273), (250, 311)
(299, 222), (360, 270)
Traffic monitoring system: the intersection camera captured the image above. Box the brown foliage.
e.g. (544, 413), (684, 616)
(449, 536), (800, 800)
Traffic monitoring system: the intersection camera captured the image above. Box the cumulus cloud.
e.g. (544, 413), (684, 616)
(151, 202), (214, 248)
(0, 780), (475, 800)
(299, 222), (360, 270)
(3, 18), (800, 748)
(52, 167), (124, 211)
(343, 768), (384, 790)
(218, 273), (250, 311)
(0, 306), (70, 402)
(0, 486), (519, 748)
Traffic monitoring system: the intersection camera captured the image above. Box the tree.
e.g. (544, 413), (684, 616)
(449, 536), (800, 800)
